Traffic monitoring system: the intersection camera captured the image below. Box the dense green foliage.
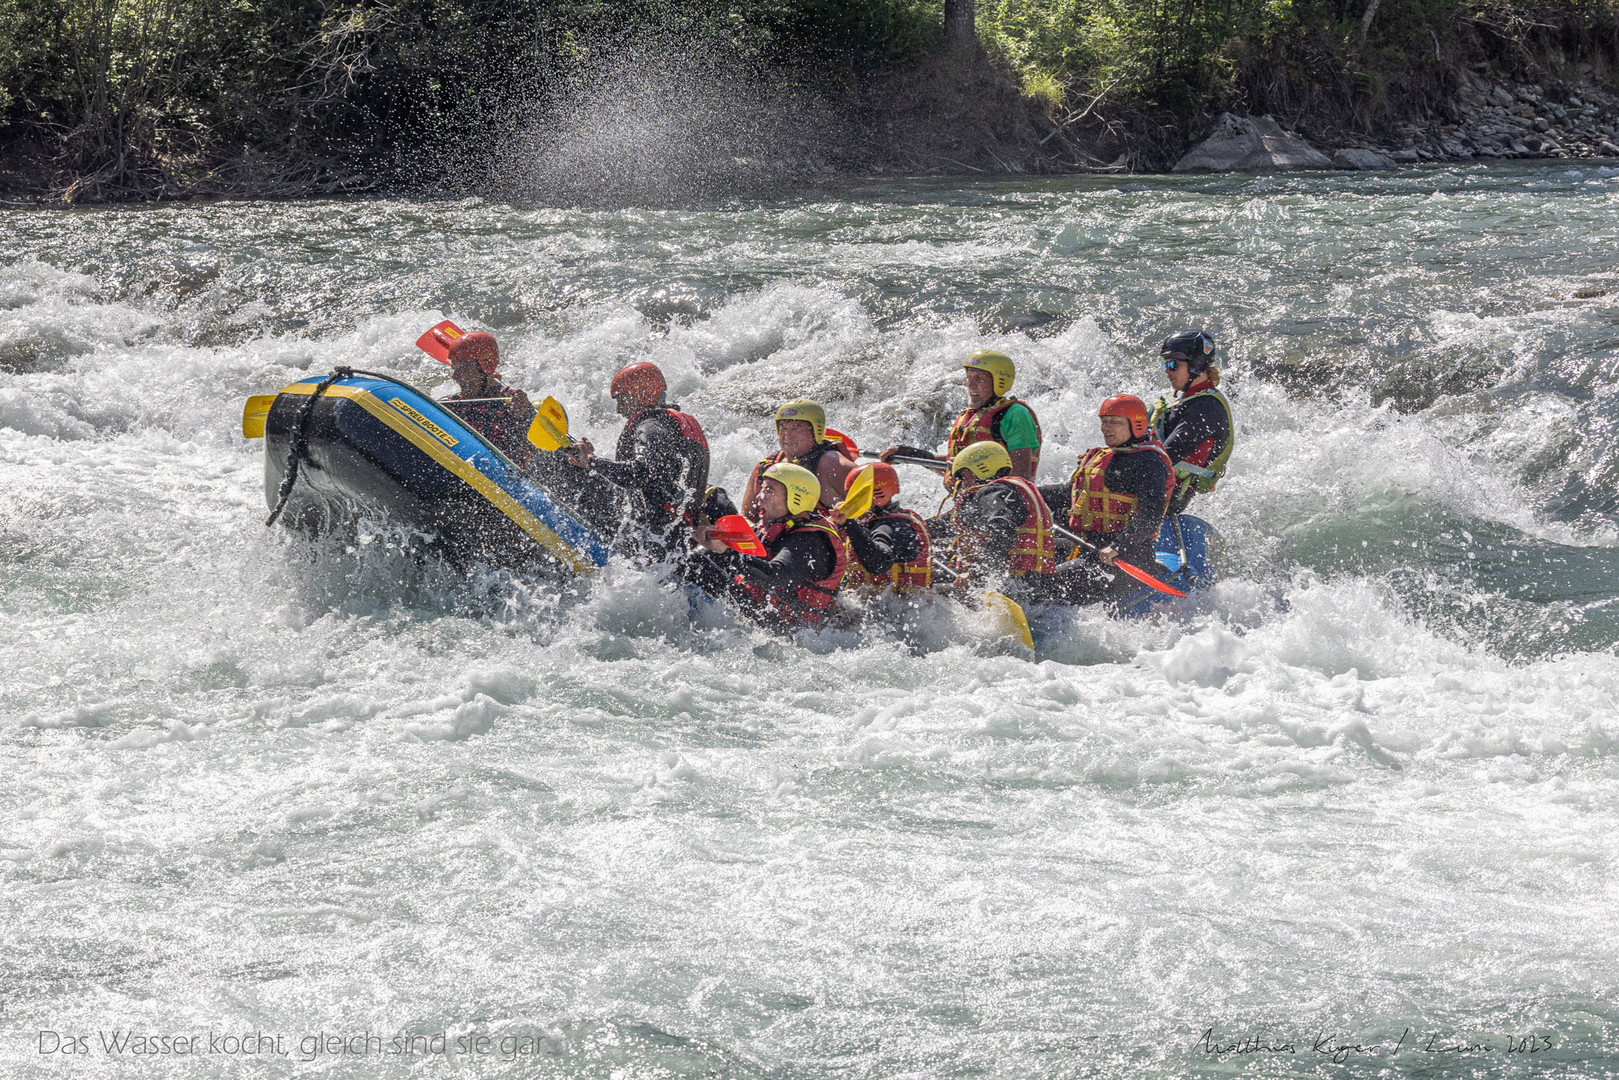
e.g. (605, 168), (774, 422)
(978, 0), (1619, 116)
(1, 0), (1614, 197)
(0, 0), (944, 196)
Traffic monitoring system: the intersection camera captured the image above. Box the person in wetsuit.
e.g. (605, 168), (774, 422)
(1040, 394), (1173, 605)
(928, 440), (1055, 597)
(441, 331), (537, 468)
(880, 349), (1043, 482)
(687, 462), (848, 630)
(561, 362), (710, 560)
(1149, 329), (1234, 516)
(825, 462), (933, 594)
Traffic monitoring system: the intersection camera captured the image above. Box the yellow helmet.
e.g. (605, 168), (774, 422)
(761, 461), (821, 515)
(951, 440), (1012, 482)
(964, 350), (1015, 397)
(774, 398), (826, 444)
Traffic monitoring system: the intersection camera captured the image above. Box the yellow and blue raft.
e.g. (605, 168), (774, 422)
(247, 370), (612, 573)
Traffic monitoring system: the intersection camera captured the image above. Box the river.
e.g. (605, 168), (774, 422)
(4, 164), (1618, 1077)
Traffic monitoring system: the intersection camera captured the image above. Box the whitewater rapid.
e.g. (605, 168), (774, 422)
(4, 164), (1619, 1078)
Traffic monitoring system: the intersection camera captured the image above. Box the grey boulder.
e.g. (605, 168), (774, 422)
(1332, 148), (1397, 170)
(1172, 114), (1333, 173)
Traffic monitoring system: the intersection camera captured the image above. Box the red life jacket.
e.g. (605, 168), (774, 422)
(945, 397), (1043, 475)
(747, 441), (849, 508)
(446, 380), (535, 467)
(618, 405), (711, 523)
(841, 507), (933, 593)
(1068, 439), (1175, 535)
(621, 405), (709, 453)
(951, 475), (1056, 576)
(740, 514), (848, 627)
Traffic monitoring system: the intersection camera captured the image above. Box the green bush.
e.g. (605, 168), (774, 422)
(0, 0), (947, 196)
(979, 0), (1619, 118)
(3, 0), (1616, 196)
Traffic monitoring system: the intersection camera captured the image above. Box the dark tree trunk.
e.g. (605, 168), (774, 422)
(945, 0), (975, 51)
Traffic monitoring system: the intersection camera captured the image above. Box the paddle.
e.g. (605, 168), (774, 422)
(241, 394), (276, 439)
(710, 514), (767, 556)
(835, 465), (876, 520)
(825, 427), (860, 456)
(1053, 523), (1189, 598)
(930, 557), (1034, 649)
(983, 591), (1036, 649)
(415, 320), (465, 364)
(526, 396), (574, 451)
(860, 449), (948, 472)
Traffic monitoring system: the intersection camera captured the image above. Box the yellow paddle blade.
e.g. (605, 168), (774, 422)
(835, 465), (875, 519)
(983, 591), (1034, 649)
(241, 395), (276, 439)
(526, 395), (573, 451)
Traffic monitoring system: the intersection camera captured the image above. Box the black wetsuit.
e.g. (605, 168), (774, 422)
(1158, 391), (1231, 515)
(1040, 443), (1170, 605)
(685, 525), (840, 628)
(927, 482), (1033, 585)
(843, 510), (924, 579)
(585, 407), (710, 559)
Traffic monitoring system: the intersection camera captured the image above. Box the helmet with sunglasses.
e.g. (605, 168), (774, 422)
(1161, 330), (1215, 376)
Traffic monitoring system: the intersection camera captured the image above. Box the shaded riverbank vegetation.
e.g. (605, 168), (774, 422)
(2, 0), (1616, 201)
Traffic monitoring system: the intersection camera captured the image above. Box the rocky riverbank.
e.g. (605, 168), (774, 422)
(3, 43), (1616, 204)
(1168, 72), (1619, 175)
(1383, 70), (1619, 163)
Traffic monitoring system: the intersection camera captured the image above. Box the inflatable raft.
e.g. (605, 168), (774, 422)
(257, 369), (613, 573)
(1117, 513), (1219, 617)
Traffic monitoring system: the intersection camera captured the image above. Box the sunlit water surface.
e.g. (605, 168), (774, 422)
(4, 164), (1619, 1078)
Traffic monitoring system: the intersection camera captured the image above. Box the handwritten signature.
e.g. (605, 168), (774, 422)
(1198, 1027), (1555, 1063)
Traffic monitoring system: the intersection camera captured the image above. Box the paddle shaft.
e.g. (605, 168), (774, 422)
(439, 397), (512, 406)
(860, 450), (948, 472)
(1053, 522), (1106, 555)
(1051, 522), (1187, 598)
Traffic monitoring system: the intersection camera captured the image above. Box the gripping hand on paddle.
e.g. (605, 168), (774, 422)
(879, 444), (940, 464)
(566, 436), (594, 469)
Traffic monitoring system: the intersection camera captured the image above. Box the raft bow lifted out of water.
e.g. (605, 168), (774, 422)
(247, 369), (613, 573)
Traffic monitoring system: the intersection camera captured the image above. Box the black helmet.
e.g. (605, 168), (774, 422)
(1161, 329), (1216, 375)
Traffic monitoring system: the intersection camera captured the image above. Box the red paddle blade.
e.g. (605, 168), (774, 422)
(1115, 559), (1188, 598)
(825, 427), (860, 456)
(415, 320), (465, 364)
(711, 514), (767, 556)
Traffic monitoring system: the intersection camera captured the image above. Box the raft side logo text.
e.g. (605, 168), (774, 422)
(389, 399), (458, 447)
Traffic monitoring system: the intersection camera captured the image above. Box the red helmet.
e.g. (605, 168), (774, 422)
(868, 461), (900, 507)
(1099, 393), (1151, 439)
(609, 362), (667, 407)
(447, 331), (499, 375)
